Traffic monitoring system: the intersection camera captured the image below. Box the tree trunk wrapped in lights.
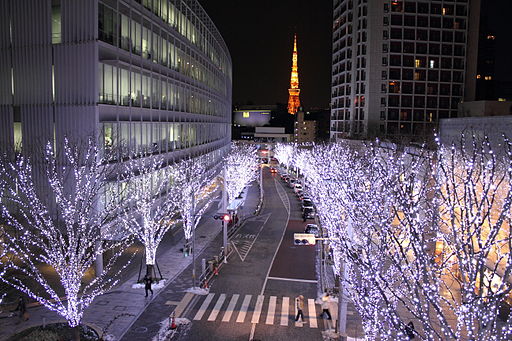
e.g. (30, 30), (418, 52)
(0, 138), (131, 332)
(294, 136), (512, 340)
(224, 143), (258, 204)
(120, 153), (176, 278)
(168, 156), (216, 249)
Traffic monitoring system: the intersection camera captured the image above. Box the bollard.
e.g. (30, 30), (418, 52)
(201, 258), (206, 273)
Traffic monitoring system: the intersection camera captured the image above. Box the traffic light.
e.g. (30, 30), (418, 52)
(293, 233), (316, 245)
(214, 213), (231, 222)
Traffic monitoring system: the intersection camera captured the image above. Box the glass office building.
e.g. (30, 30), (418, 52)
(0, 0), (232, 163)
(330, 0), (480, 141)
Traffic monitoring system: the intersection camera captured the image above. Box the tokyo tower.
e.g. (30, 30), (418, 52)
(287, 34), (301, 115)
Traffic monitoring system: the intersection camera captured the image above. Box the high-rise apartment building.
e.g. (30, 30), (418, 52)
(0, 0), (232, 163)
(331, 0), (480, 141)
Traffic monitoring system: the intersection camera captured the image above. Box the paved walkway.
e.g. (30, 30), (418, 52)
(0, 183), (261, 341)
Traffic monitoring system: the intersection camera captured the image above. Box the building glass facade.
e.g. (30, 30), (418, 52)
(331, 0), (479, 141)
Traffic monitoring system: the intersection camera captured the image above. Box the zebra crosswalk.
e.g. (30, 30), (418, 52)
(191, 293), (321, 328)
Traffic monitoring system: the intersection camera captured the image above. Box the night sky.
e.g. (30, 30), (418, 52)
(198, 0), (333, 110)
(199, 1), (512, 109)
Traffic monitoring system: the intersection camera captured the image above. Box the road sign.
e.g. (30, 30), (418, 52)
(293, 233), (316, 245)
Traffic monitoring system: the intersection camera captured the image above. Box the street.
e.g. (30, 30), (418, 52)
(121, 168), (325, 340)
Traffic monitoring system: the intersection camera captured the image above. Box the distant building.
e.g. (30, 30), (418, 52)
(233, 109), (272, 127)
(288, 34), (301, 115)
(458, 101), (512, 117)
(254, 127), (292, 143)
(294, 110), (316, 143)
(331, 0), (481, 141)
(475, 1), (496, 101)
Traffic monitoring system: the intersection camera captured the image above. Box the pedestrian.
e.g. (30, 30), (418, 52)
(405, 321), (415, 339)
(302, 212), (306, 222)
(295, 295), (305, 322)
(143, 274), (153, 297)
(320, 294), (332, 320)
(12, 296), (28, 323)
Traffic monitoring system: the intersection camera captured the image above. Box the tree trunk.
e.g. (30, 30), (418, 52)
(74, 324), (81, 341)
(146, 264), (154, 279)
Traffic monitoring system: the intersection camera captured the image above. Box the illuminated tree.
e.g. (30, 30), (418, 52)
(296, 137), (512, 340)
(169, 156), (216, 250)
(274, 143), (294, 171)
(120, 154), (176, 278)
(224, 143), (258, 203)
(0, 138), (130, 332)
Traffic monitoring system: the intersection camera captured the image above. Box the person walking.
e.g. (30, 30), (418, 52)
(295, 295), (305, 322)
(320, 293), (332, 319)
(12, 296), (28, 323)
(143, 275), (153, 297)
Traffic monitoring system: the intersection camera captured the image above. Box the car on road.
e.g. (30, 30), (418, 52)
(288, 179), (297, 188)
(296, 189), (303, 198)
(270, 167), (277, 174)
(302, 199), (314, 210)
(302, 207), (315, 219)
(304, 224), (320, 237)
(293, 183), (303, 193)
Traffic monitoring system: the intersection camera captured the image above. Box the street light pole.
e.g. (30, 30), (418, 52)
(222, 166), (228, 263)
(191, 191), (197, 288)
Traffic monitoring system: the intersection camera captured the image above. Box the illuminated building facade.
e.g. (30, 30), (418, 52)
(287, 34), (301, 115)
(0, 0), (232, 164)
(330, 0), (481, 141)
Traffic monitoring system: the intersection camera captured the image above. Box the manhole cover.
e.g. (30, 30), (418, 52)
(134, 326), (148, 333)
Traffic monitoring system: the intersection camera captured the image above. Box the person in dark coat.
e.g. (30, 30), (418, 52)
(13, 296), (28, 322)
(143, 275), (153, 297)
(405, 321), (415, 339)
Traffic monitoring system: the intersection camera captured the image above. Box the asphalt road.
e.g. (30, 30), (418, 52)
(121, 168), (325, 341)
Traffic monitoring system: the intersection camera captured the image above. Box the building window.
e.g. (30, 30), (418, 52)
(51, 1), (61, 44)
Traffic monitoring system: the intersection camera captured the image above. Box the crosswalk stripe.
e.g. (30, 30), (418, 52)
(308, 299), (318, 328)
(207, 294), (226, 321)
(265, 296), (277, 325)
(280, 297), (289, 326)
(222, 294), (239, 322)
(251, 295), (265, 324)
(193, 293), (215, 320)
(236, 294), (252, 323)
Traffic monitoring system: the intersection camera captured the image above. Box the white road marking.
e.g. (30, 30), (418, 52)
(193, 293), (215, 320)
(251, 295), (265, 324)
(267, 276), (317, 283)
(222, 294), (239, 322)
(280, 297), (289, 326)
(207, 294), (226, 321)
(308, 299), (318, 328)
(236, 294), (252, 323)
(265, 296), (277, 325)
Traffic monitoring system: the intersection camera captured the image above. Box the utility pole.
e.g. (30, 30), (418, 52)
(222, 166), (228, 263)
(191, 191), (197, 288)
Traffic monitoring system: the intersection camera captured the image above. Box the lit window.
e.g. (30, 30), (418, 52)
(484, 76), (492, 81)
(429, 60), (435, 69)
(442, 8), (447, 15)
(415, 59), (421, 68)
(487, 35), (496, 40)
(476, 74), (481, 79)
(428, 112), (433, 122)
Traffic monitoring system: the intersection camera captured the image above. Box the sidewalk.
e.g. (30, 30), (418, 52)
(0, 182), (261, 341)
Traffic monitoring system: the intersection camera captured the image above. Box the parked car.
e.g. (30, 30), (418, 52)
(302, 199), (314, 210)
(294, 184), (303, 193)
(302, 207), (315, 219)
(299, 193), (310, 201)
(296, 189), (303, 198)
(304, 224), (320, 237)
(280, 173), (288, 180)
(288, 179), (297, 188)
